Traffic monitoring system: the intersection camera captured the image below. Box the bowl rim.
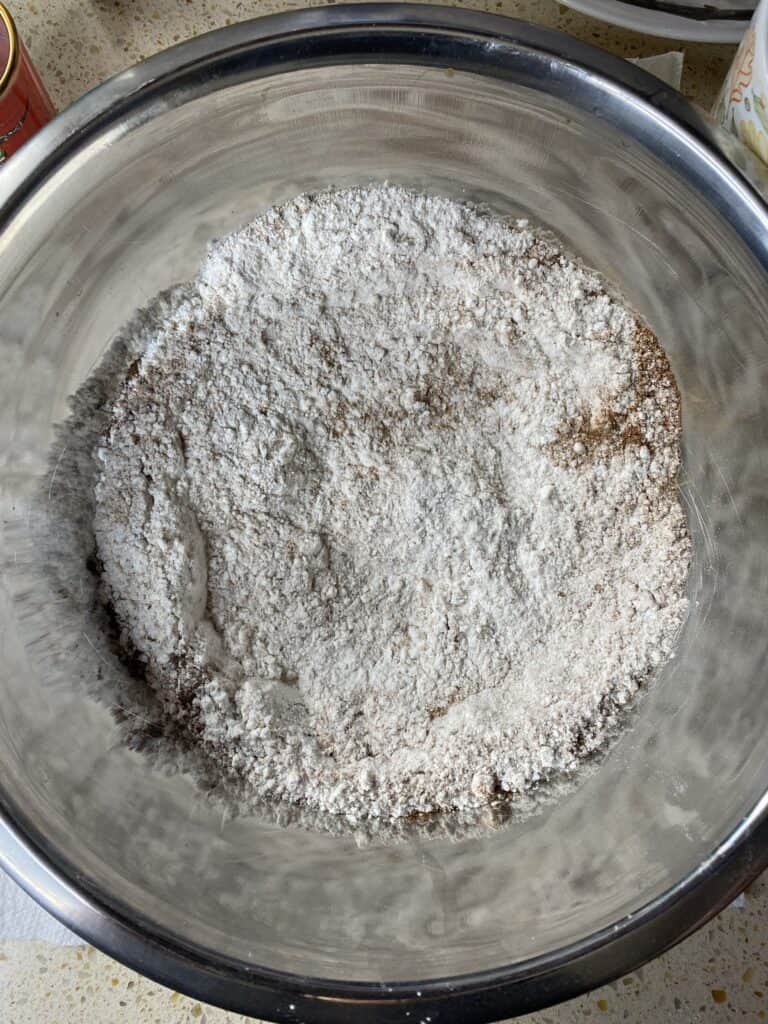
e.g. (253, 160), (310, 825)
(560, 0), (750, 44)
(2, 5), (768, 1021)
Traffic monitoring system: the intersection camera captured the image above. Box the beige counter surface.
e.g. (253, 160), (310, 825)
(0, 1), (762, 1022)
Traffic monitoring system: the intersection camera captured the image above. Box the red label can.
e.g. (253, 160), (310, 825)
(0, 3), (55, 165)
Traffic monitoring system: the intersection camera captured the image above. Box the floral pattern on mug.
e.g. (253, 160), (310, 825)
(714, 8), (768, 170)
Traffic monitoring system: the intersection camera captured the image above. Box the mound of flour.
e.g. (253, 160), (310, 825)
(80, 186), (690, 823)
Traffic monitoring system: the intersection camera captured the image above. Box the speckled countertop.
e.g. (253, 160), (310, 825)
(0, 1), (761, 1022)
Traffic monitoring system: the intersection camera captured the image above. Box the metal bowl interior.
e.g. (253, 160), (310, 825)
(1, 7), (768, 1022)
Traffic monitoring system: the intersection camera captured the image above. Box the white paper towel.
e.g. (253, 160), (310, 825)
(0, 869), (79, 944)
(630, 51), (685, 90)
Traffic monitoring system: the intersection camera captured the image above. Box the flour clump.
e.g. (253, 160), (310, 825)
(80, 186), (690, 824)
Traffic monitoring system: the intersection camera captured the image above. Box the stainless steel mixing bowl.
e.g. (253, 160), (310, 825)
(2, 6), (768, 1021)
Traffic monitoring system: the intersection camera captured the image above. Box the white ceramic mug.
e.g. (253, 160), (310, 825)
(714, 0), (768, 166)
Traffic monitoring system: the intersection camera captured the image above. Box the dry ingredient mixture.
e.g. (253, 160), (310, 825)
(71, 186), (690, 824)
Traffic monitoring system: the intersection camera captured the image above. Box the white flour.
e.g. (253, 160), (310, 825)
(82, 186), (690, 824)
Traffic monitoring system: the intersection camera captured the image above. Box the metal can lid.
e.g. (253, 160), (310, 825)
(0, 3), (19, 101)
